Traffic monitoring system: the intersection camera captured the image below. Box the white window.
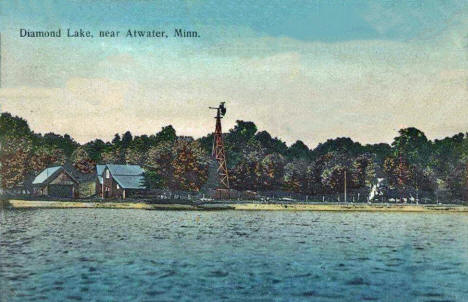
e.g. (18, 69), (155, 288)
(105, 169), (110, 179)
(116, 184), (120, 189)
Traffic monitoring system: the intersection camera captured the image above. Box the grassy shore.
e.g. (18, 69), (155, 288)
(232, 203), (468, 212)
(6, 200), (201, 210)
(5, 199), (468, 213)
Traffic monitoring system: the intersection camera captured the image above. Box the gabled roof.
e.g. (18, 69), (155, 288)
(106, 164), (144, 176)
(32, 166), (78, 185)
(96, 164), (106, 176)
(96, 165), (105, 184)
(113, 175), (146, 189)
(32, 166), (62, 185)
(100, 164), (146, 189)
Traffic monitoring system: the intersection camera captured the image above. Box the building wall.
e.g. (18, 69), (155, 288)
(35, 170), (79, 198)
(96, 180), (102, 197)
(49, 171), (75, 186)
(102, 168), (124, 199)
(35, 185), (48, 196)
(79, 181), (96, 198)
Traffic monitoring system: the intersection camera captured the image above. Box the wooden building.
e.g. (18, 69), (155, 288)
(96, 164), (146, 199)
(32, 166), (79, 198)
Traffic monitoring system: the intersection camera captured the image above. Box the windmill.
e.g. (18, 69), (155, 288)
(209, 102), (229, 189)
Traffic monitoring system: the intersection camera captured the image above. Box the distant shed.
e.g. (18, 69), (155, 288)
(32, 166), (79, 198)
(97, 164), (146, 199)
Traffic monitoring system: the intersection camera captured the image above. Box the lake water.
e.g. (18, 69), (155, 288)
(1, 209), (467, 302)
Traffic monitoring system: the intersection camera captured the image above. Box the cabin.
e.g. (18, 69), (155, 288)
(97, 164), (146, 199)
(32, 166), (79, 198)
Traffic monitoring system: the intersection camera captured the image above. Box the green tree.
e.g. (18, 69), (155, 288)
(0, 112), (31, 138)
(143, 170), (164, 189)
(83, 139), (108, 162)
(41, 133), (78, 157)
(71, 147), (96, 174)
(363, 143), (392, 163)
(283, 160), (307, 192)
(392, 127), (430, 167)
(225, 121), (259, 167)
(351, 154), (372, 188)
(320, 152), (352, 193)
(154, 125), (177, 144)
(171, 140), (208, 191)
(145, 141), (175, 188)
(101, 147), (124, 164)
(313, 137), (363, 157)
(30, 146), (66, 174)
(228, 120), (257, 143)
(131, 135), (151, 153)
(0, 136), (33, 189)
(305, 161), (324, 194)
(111, 133), (121, 147)
(287, 140), (310, 160)
(255, 131), (288, 155)
(259, 153), (285, 190)
(321, 165), (347, 193)
(121, 131), (133, 149)
(197, 133), (214, 155)
(446, 162), (468, 200)
(383, 155), (413, 192)
(125, 147), (147, 165)
(231, 141), (264, 190)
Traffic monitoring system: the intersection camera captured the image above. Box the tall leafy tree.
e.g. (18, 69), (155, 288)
(320, 152), (352, 193)
(83, 139), (108, 162)
(231, 141), (265, 190)
(392, 127), (430, 167)
(351, 154), (372, 188)
(154, 125), (177, 144)
(121, 131), (133, 149)
(41, 133), (78, 157)
(287, 140), (310, 160)
(171, 140), (208, 191)
(111, 133), (122, 147)
(101, 147), (124, 164)
(71, 147), (96, 174)
(255, 131), (288, 155)
(30, 146), (66, 174)
(383, 156), (413, 190)
(125, 147), (147, 165)
(0, 136), (32, 189)
(259, 153), (285, 190)
(283, 160), (308, 193)
(228, 120), (257, 143)
(0, 113), (31, 138)
(313, 137), (363, 157)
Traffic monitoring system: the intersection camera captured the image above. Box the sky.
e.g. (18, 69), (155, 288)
(0, 0), (466, 147)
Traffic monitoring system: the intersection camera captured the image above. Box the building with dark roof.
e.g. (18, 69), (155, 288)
(97, 164), (146, 199)
(32, 166), (79, 198)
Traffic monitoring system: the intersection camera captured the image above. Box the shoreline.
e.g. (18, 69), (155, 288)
(4, 200), (468, 213)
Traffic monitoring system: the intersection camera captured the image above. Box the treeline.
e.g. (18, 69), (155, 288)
(0, 113), (208, 192)
(203, 121), (468, 201)
(1, 112), (467, 201)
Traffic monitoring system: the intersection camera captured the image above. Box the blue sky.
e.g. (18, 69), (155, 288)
(0, 0), (466, 145)
(1, 0), (464, 41)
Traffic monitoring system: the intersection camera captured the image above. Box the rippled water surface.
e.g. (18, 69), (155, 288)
(1, 209), (468, 302)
